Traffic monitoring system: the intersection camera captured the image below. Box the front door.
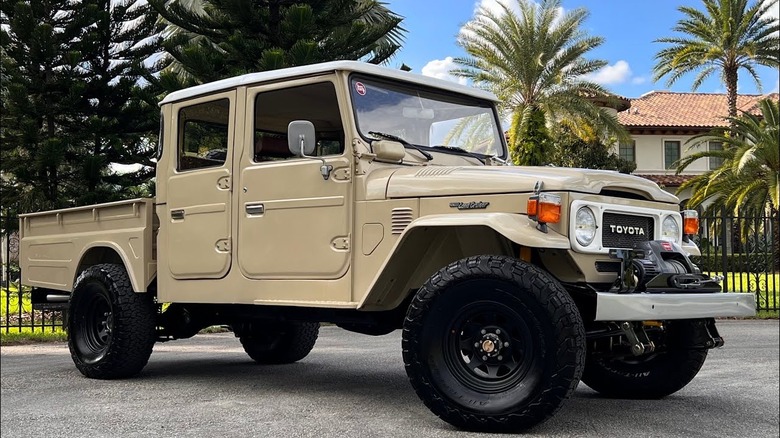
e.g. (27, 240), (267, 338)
(166, 92), (236, 279)
(237, 80), (352, 279)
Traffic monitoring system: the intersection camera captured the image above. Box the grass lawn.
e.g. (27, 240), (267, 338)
(0, 284), (32, 317)
(0, 328), (67, 345)
(703, 271), (779, 310)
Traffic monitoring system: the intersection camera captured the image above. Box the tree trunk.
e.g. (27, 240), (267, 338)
(725, 67), (738, 134)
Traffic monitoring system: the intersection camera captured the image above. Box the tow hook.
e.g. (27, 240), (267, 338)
(620, 321), (655, 356)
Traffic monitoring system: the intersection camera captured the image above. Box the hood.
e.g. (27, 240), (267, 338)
(382, 166), (678, 203)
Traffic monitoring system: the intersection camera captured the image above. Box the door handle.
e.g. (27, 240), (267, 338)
(171, 209), (185, 220)
(245, 204), (265, 215)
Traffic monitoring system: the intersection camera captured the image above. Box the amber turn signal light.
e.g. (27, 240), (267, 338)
(527, 198), (538, 216)
(682, 210), (699, 235)
(528, 193), (561, 224)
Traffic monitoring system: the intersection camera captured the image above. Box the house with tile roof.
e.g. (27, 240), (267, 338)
(615, 91), (780, 205)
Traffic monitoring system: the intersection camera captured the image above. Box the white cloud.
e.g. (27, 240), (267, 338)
(584, 60), (632, 85)
(474, 0), (521, 16)
(421, 57), (468, 85)
(763, 0), (779, 20)
(631, 76), (648, 85)
(110, 163), (147, 175)
(464, 0), (564, 37)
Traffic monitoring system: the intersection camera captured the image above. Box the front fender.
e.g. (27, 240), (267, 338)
(405, 213), (570, 249)
(358, 213), (570, 310)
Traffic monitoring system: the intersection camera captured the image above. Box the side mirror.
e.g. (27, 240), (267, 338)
(287, 120), (333, 180)
(287, 120), (316, 157)
(373, 140), (405, 162)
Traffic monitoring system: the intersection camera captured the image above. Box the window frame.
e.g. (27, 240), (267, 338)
(251, 80), (346, 165)
(663, 139), (681, 170)
(709, 140), (724, 170)
(618, 139), (636, 163)
(176, 97), (232, 173)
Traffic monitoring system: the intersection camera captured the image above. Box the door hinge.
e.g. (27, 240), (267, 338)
(333, 168), (351, 181)
(331, 237), (350, 250)
(215, 239), (231, 253)
(217, 176), (231, 191)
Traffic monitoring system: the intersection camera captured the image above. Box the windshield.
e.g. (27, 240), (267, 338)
(349, 76), (506, 158)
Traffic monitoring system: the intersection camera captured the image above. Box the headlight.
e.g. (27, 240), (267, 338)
(575, 207), (597, 246)
(661, 215), (680, 242)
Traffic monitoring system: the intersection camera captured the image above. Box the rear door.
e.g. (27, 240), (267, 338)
(166, 92), (236, 279)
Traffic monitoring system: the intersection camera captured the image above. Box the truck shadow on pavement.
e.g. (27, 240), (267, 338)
(134, 348), (766, 436)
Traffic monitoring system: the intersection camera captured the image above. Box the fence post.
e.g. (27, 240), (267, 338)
(720, 206), (729, 292)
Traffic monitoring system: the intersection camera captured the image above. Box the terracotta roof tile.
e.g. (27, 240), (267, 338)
(617, 91), (779, 128)
(636, 174), (696, 187)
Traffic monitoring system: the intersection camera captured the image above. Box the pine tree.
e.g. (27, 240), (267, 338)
(69, 0), (166, 205)
(1, 0), (165, 211)
(150, 0), (406, 87)
(1, 0), (88, 211)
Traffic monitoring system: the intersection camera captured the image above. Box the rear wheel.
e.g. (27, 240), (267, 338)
(239, 322), (319, 364)
(68, 264), (156, 379)
(403, 256), (585, 432)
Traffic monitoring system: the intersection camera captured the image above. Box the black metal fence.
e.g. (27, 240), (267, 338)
(692, 209), (779, 312)
(1, 208), (778, 333)
(1, 213), (66, 334)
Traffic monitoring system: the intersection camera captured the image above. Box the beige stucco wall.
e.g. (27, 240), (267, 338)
(621, 134), (715, 174)
(611, 134), (720, 206)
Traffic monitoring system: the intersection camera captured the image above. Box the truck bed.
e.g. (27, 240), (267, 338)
(19, 198), (157, 293)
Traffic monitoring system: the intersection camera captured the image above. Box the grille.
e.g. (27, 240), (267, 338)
(391, 207), (414, 234)
(602, 213), (654, 248)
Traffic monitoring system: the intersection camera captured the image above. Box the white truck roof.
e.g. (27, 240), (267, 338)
(159, 60), (498, 105)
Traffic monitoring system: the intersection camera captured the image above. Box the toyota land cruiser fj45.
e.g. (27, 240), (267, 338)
(19, 61), (756, 432)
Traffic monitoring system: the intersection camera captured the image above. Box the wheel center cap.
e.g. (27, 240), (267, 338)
(481, 339), (495, 353)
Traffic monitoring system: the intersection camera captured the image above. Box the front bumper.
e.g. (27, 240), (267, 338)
(595, 292), (756, 321)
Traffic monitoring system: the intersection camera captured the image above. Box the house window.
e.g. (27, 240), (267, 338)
(709, 141), (723, 170)
(664, 140), (680, 169)
(619, 140), (635, 162)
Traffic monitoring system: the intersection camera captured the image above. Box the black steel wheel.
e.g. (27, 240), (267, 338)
(403, 256), (586, 432)
(68, 264), (156, 379)
(240, 322), (319, 364)
(582, 320), (709, 399)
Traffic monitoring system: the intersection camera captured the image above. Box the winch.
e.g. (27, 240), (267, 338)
(610, 240), (722, 293)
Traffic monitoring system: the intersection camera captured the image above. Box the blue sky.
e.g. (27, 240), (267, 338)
(384, 0), (780, 98)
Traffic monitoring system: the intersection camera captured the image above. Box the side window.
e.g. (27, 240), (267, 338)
(253, 82), (344, 163)
(178, 99), (230, 171)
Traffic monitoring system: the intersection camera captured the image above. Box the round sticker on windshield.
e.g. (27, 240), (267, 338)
(355, 82), (367, 96)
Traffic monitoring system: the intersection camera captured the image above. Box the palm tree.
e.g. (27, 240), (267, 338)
(454, 0), (627, 165)
(676, 98), (779, 216)
(654, 0), (779, 124)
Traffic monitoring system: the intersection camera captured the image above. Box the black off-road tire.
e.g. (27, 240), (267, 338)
(582, 324), (709, 399)
(68, 264), (156, 379)
(402, 255), (586, 433)
(240, 322), (319, 364)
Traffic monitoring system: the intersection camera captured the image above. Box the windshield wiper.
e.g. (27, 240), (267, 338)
(368, 131), (433, 161)
(429, 145), (487, 164)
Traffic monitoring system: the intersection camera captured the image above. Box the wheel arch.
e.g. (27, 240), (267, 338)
(358, 213), (571, 310)
(75, 243), (152, 293)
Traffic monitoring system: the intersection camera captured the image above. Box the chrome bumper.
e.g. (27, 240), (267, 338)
(594, 292), (756, 321)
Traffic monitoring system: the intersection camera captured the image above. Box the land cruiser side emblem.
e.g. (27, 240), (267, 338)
(609, 225), (645, 235)
(450, 201), (490, 210)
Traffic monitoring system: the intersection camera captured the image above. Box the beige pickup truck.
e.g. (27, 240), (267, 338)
(19, 61), (755, 432)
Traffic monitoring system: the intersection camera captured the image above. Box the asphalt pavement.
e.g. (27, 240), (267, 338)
(1, 320), (778, 437)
